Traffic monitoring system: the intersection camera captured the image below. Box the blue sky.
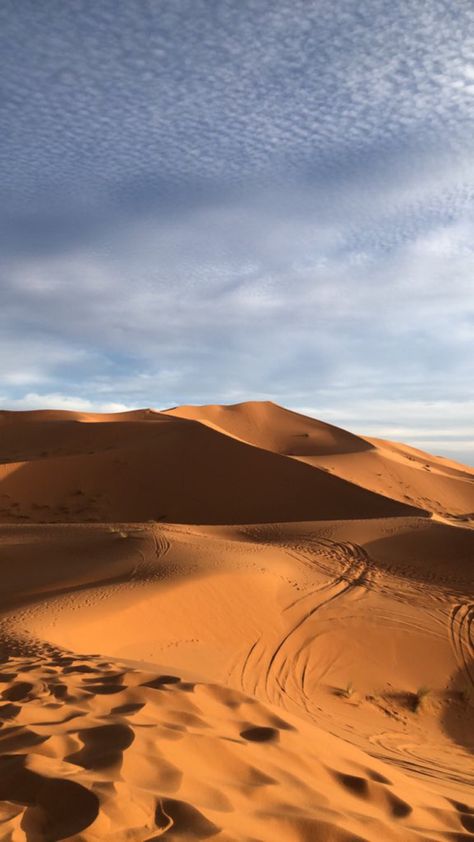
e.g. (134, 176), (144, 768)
(1, 0), (473, 463)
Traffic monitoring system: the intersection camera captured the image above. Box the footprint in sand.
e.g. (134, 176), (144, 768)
(240, 725), (279, 743)
(0, 755), (99, 839)
(66, 722), (135, 770)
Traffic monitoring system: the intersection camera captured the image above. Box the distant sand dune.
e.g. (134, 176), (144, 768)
(0, 404), (430, 524)
(0, 402), (473, 840)
(167, 401), (474, 518)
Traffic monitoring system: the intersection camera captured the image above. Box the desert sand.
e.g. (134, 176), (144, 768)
(0, 401), (473, 841)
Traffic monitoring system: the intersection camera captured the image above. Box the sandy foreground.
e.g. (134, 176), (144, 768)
(0, 401), (473, 841)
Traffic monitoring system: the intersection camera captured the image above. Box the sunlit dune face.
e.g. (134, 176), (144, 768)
(0, 402), (472, 839)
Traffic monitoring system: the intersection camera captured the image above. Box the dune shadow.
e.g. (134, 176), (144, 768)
(66, 722), (135, 771)
(0, 421), (427, 527)
(154, 798), (220, 838)
(0, 754), (99, 839)
(441, 660), (474, 754)
(240, 725), (279, 743)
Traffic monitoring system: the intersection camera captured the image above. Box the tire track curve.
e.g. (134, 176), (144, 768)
(449, 602), (474, 687)
(237, 539), (373, 717)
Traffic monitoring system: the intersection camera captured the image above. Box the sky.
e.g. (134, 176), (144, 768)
(1, 0), (473, 463)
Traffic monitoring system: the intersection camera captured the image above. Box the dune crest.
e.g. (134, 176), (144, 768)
(0, 402), (473, 840)
(167, 401), (474, 518)
(0, 403), (433, 525)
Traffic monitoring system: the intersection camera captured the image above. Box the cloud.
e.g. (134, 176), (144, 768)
(0, 0), (473, 464)
(298, 400), (474, 465)
(2, 199), (472, 420)
(1, 0), (474, 204)
(1, 393), (133, 413)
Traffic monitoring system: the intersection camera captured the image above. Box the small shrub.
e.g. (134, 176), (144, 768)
(461, 684), (474, 706)
(342, 681), (354, 699)
(413, 685), (430, 711)
(108, 527), (128, 538)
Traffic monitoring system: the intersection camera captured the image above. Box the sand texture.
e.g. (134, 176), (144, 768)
(0, 401), (473, 840)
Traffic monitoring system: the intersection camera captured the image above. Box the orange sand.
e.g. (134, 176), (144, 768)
(0, 401), (473, 840)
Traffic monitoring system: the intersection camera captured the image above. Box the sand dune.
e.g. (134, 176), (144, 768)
(165, 400), (371, 456)
(0, 405), (428, 525)
(0, 402), (473, 841)
(167, 402), (474, 518)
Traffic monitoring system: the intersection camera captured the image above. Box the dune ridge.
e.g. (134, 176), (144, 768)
(0, 401), (473, 841)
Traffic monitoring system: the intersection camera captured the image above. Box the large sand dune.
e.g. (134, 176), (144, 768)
(0, 402), (473, 840)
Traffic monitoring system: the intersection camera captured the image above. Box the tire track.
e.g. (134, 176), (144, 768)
(449, 602), (474, 687)
(368, 730), (474, 788)
(284, 539), (373, 612)
(264, 573), (355, 708)
(237, 539), (373, 716)
(132, 527), (171, 583)
(239, 636), (261, 692)
(153, 529), (171, 560)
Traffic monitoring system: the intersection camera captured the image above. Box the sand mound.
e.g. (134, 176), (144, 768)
(165, 400), (371, 456)
(1, 648), (471, 842)
(0, 407), (427, 524)
(0, 408), (162, 425)
(167, 401), (474, 518)
(0, 402), (473, 840)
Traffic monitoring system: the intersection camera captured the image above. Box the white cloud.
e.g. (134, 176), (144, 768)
(0, 0), (473, 466)
(1, 0), (474, 201)
(297, 400), (474, 465)
(1, 393), (134, 413)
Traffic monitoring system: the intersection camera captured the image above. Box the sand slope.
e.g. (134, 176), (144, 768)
(0, 402), (473, 841)
(0, 406), (428, 524)
(166, 402), (474, 518)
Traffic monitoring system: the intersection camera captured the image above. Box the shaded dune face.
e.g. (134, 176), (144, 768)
(0, 402), (473, 841)
(0, 402), (436, 525)
(166, 401), (474, 519)
(0, 399), (471, 524)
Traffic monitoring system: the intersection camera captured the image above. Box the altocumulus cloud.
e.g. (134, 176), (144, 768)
(0, 0), (473, 462)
